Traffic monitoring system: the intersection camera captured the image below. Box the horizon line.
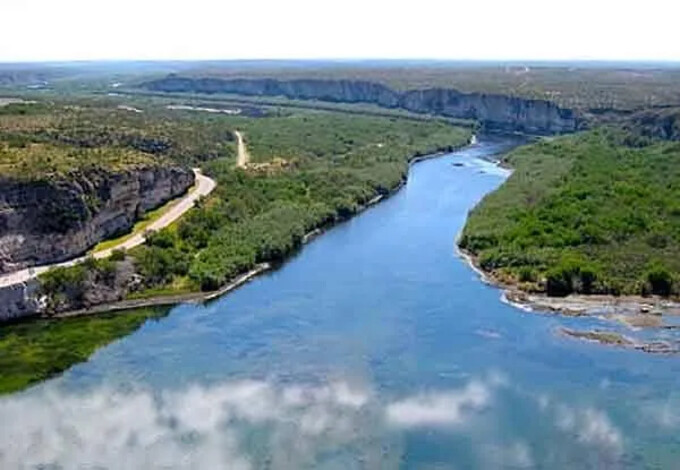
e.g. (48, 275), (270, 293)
(2, 58), (680, 66)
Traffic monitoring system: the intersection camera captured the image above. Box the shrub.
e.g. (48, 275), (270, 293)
(518, 266), (536, 283)
(109, 248), (126, 261)
(134, 246), (189, 285)
(645, 262), (673, 296)
(146, 229), (176, 249)
(545, 256), (600, 296)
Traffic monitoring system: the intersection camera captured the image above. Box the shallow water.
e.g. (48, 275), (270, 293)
(2, 138), (680, 469)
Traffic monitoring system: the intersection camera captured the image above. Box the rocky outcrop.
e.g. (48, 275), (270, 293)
(0, 166), (194, 273)
(0, 280), (41, 321)
(625, 108), (680, 141)
(142, 76), (581, 134)
(39, 258), (141, 316)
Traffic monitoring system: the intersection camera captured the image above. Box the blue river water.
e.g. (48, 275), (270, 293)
(2, 138), (680, 469)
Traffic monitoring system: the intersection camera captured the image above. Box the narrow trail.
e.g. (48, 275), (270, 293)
(0, 169), (216, 288)
(235, 130), (250, 167)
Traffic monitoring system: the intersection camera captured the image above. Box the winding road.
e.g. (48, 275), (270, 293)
(0, 169), (216, 288)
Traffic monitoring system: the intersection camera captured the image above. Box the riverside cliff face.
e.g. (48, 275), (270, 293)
(142, 76), (581, 134)
(0, 166), (194, 273)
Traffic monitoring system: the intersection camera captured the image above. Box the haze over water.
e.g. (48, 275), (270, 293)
(2, 138), (679, 469)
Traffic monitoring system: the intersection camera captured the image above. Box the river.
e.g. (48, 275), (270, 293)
(2, 137), (679, 469)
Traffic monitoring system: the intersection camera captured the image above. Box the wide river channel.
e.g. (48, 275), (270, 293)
(2, 137), (680, 469)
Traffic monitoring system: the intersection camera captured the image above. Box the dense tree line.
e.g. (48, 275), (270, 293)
(133, 111), (469, 294)
(460, 129), (680, 297)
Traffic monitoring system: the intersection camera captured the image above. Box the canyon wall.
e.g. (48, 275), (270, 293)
(142, 76), (582, 134)
(0, 166), (194, 274)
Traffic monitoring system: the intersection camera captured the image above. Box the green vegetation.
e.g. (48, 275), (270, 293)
(9, 97), (469, 304)
(0, 308), (167, 394)
(38, 257), (120, 312)
(179, 64), (680, 110)
(132, 109), (470, 294)
(8, 61), (680, 112)
(460, 130), (680, 297)
(0, 100), (237, 170)
(223, 110), (464, 162)
(90, 180), (196, 254)
(0, 141), (158, 179)
(125, 90), (475, 128)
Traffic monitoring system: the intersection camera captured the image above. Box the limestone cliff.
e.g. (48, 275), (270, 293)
(142, 76), (581, 134)
(0, 166), (194, 273)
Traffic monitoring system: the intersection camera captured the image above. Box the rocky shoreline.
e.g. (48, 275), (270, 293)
(457, 242), (680, 320)
(457, 244), (680, 353)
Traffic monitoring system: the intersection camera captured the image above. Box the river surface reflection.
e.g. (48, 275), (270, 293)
(2, 137), (680, 469)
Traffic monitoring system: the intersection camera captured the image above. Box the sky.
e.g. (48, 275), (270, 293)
(3, 0), (679, 62)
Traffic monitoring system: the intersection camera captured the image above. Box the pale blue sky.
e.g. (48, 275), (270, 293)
(3, 0), (678, 62)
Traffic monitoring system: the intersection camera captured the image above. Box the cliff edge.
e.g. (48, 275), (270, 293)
(141, 76), (582, 134)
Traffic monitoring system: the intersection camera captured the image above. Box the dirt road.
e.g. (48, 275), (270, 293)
(235, 130), (250, 167)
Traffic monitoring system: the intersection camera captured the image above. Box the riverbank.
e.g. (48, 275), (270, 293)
(44, 139), (473, 320)
(51, 263), (272, 319)
(458, 241), (680, 350)
(455, 131), (680, 352)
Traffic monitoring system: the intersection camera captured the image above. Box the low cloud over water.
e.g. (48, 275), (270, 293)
(0, 374), (626, 469)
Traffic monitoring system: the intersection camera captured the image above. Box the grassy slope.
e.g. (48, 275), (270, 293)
(460, 130), (680, 297)
(0, 308), (167, 394)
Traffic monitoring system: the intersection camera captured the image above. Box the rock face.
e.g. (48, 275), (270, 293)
(626, 108), (680, 141)
(142, 76), (581, 134)
(0, 280), (41, 321)
(0, 166), (194, 273)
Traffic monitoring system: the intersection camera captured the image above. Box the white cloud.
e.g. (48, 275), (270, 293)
(0, 380), (373, 469)
(0, 375), (504, 467)
(506, 441), (535, 468)
(0, 374), (631, 468)
(385, 380), (493, 428)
